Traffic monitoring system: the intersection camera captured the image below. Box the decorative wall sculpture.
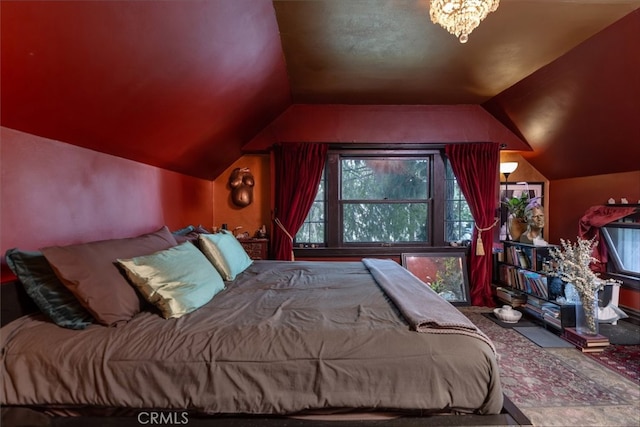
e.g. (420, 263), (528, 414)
(229, 167), (254, 207)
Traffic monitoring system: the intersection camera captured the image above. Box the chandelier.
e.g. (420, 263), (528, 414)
(429, 0), (500, 43)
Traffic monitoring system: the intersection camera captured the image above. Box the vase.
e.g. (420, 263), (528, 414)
(507, 217), (527, 241)
(575, 295), (599, 336)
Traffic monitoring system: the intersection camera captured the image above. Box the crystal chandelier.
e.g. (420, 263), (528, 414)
(429, 0), (500, 43)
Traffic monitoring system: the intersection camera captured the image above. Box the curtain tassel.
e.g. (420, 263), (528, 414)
(476, 235), (485, 256)
(274, 217), (295, 261)
(474, 218), (500, 257)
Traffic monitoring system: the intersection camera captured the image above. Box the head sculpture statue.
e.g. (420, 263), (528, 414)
(229, 167), (254, 207)
(519, 202), (546, 245)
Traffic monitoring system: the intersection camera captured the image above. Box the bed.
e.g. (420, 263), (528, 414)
(0, 227), (505, 423)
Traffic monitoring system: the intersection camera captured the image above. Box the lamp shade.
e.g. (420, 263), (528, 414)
(500, 162), (518, 174)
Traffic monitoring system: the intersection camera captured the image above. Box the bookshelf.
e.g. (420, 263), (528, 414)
(494, 241), (576, 331)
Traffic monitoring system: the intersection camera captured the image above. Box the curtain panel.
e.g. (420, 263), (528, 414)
(446, 142), (500, 306)
(272, 143), (328, 260)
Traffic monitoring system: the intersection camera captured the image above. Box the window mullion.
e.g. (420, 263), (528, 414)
(326, 153), (340, 247)
(431, 151), (445, 246)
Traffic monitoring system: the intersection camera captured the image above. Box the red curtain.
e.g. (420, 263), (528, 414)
(578, 205), (637, 273)
(272, 143), (328, 260)
(446, 142), (500, 306)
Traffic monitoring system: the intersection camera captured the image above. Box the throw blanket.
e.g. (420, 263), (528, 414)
(362, 258), (496, 355)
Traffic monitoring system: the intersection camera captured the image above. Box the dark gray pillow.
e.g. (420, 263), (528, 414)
(41, 226), (178, 326)
(5, 248), (94, 329)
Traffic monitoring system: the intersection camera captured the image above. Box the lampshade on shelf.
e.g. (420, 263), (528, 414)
(429, 0), (500, 43)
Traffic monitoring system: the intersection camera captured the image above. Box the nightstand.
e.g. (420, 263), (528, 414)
(237, 238), (269, 260)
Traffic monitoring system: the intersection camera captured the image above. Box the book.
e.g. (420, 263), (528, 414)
(496, 287), (527, 307)
(515, 248), (531, 269)
(563, 327), (609, 343)
(563, 333), (609, 349)
(578, 346), (607, 353)
(562, 327), (609, 348)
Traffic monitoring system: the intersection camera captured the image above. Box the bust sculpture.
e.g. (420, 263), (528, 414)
(519, 205), (547, 245)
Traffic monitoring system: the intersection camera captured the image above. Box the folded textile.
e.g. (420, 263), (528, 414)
(362, 258), (496, 355)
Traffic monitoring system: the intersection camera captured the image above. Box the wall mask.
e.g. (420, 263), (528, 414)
(229, 167), (254, 207)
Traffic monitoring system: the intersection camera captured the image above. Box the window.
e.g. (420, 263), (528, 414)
(340, 157), (429, 244)
(444, 159), (474, 242)
(294, 169), (325, 246)
(603, 226), (640, 275)
(295, 148), (473, 249)
(602, 220), (640, 286)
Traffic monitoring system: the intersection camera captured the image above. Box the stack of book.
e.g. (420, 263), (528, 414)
(562, 327), (610, 352)
(495, 287), (527, 307)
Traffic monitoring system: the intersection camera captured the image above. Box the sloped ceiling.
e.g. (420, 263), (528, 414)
(1, 0), (639, 181)
(1, 0), (292, 180)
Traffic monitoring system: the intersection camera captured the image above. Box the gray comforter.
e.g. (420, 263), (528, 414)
(1, 260), (503, 415)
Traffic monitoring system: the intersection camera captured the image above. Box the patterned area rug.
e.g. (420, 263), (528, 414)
(584, 344), (640, 383)
(461, 308), (629, 408)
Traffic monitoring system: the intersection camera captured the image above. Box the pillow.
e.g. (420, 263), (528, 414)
(172, 225), (210, 247)
(117, 242), (225, 319)
(41, 226), (178, 326)
(172, 225), (196, 236)
(198, 230), (253, 281)
(5, 248), (94, 329)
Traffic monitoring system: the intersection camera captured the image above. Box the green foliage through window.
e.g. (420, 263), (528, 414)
(295, 169), (325, 245)
(445, 160), (474, 242)
(295, 150), (473, 247)
(340, 157), (429, 243)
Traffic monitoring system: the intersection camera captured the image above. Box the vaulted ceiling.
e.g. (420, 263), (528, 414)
(2, 0), (639, 181)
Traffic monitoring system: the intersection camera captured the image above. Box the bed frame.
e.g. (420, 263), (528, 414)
(1, 279), (38, 327)
(0, 280), (531, 426)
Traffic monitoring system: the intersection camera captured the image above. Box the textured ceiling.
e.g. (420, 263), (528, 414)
(1, 0), (639, 180)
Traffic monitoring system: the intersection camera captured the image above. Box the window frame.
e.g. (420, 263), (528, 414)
(294, 147), (450, 256)
(334, 152), (433, 247)
(601, 221), (640, 291)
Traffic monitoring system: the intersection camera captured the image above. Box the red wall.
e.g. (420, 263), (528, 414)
(549, 171), (640, 244)
(549, 171), (640, 311)
(0, 127), (213, 281)
(212, 155), (271, 238)
(244, 104), (530, 151)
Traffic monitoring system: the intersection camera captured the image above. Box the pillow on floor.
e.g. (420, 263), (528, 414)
(117, 242), (225, 319)
(198, 230), (253, 281)
(5, 248), (94, 329)
(41, 226), (178, 326)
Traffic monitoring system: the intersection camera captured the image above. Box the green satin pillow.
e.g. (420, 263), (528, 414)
(5, 248), (94, 329)
(198, 230), (253, 281)
(117, 242), (225, 319)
